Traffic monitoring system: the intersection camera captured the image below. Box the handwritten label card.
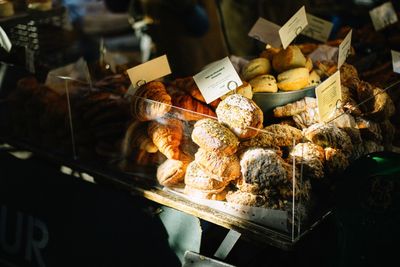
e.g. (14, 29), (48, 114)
(302, 13), (333, 42)
(316, 71), (342, 122)
(193, 57), (243, 104)
(391, 50), (400, 74)
(126, 55), (171, 88)
(248, 17), (282, 48)
(369, 2), (398, 31)
(337, 29), (352, 68)
(279, 6), (308, 49)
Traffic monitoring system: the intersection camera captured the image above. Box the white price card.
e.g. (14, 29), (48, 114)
(302, 13), (333, 43)
(193, 57), (243, 104)
(316, 71), (342, 122)
(337, 29), (352, 68)
(126, 54), (171, 88)
(391, 50), (400, 74)
(248, 17), (282, 48)
(369, 2), (398, 31)
(279, 6), (308, 49)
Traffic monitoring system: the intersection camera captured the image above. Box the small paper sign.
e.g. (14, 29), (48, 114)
(279, 6), (308, 49)
(248, 17), (282, 48)
(126, 54), (171, 88)
(316, 71), (342, 122)
(193, 57), (243, 104)
(302, 13), (333, 42)
(369, 2), (398, 31)
(391, 50), (400, 74)
(337, 29), (352, 68)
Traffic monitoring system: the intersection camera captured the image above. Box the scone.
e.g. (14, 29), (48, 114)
(249, 74), (278, 93)
(241, 58), (271, 81)
(191, 118), (239, 156)
(277, 68), (310, 91)
(216, 94), (264, 140)
(195, 148), (240, 181)
(220, 81), (253, 100)
(272, 45), (307, 73)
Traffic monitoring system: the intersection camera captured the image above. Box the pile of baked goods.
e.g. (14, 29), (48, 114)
(238, 45), (321, 95)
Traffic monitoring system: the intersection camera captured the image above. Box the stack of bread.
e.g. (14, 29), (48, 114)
(238, 45), (321, 95)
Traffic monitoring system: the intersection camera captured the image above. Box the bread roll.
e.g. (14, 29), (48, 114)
(226, 190), (267, 207)
(157, 157), (191, 187)
(277, 68), (310, 91)
(272, 45), (307, 73)
(195, 148), (240, 181)
(192, 118), (239, 156)
(249, 74), (278, 93)
(216, 94), (263, 140)
(184, 185), (228, 201)
(241, 58), (271, 81)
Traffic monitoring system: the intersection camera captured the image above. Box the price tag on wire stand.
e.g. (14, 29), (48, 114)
(302, 13), (333, 43)
(337, 29), (352, 68)
(316, 70), (342, 122)
(279, 6), (308, 49)
(248, 17), (282, 48)
(369, 2), (398, 31)
(391, 50), (400, 74)
(193, 57), (242, 104)
(126, 54), (171, 90)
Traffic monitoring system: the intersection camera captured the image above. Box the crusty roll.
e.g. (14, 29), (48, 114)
(272, 45), (307, 73)
(241, 58), (271, 81)
(148, 117), (183, 159)
(277, 68), (310, 91)
(192, 118), (239, 156)
(184, 162), (229, 190)
(172, 94), (216, 121)
(289, 142), (325, 180)
(195, 148), (240, 181)
(226, 190), (267, 207)
(132, 81), (172, 121)
(216, 94), (263, 140)
(249, 74), (278, 93)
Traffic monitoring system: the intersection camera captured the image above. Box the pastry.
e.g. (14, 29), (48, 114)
(303, 122), (353, 156)
(239, 148), (288, 193)
(220, 81), (253, 100)
(184, 185), (228, 201)
(259, 47), (281, 61)
(277, 68), (310, 91)
(172, 94), (216, 121)
(157, 153), (192, 187)
(356, 117), (382, 143)
(184, 161), (229, 190)
(195, 148), (240, 182)
(240, 124), (303, 149)
(308, 70), (321, 87)
(289, 142), (325, 180)
(132, 81), (172, 121)
(191, 118), (239, 156)
(324, 147), (349, 175)
(241, 58), (271, 81)
(273, 97), (317, 117)
(216, 94), (263, 140)
(272, 45), (307, 73)
(148, 117), (183, 159)
(226, 190), (268, 207)
(292, 107), (319, 129)
(249, 74), (278, 93)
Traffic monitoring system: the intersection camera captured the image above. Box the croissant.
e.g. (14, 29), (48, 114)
(131, 81), (172, 121)
(172, 94), (216, 121)
(148, 118), (183, 159)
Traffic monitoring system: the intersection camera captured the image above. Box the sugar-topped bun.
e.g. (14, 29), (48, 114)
(216, 94), (263, 140)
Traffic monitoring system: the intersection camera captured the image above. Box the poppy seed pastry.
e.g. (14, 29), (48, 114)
(216, 94), (264, 140)
(192, 118), (239, 156)
(184, 161), (229, 190)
